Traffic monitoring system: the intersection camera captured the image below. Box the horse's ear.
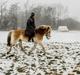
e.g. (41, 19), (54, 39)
(41, 26), (45, 29)
(40, 26), (45, 30)
(47, 26), (50, 31)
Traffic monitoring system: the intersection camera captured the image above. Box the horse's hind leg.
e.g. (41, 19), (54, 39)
(7, 46), (12, 54)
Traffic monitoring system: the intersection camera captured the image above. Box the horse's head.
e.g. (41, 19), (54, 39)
(36, 25), (52, 39)
(45, 25), (52, 39)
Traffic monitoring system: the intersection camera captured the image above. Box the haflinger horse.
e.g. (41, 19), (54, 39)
(7, 25), (52, 54)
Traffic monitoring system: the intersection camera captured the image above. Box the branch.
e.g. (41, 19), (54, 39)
(1, 0), (10, 8)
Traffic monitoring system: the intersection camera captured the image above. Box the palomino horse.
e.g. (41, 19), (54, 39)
(7, 25), (52, 54)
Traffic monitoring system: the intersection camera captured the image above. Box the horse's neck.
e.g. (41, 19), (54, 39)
(35, 29), (45, 35)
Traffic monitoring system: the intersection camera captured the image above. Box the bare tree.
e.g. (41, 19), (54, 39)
(24, 0), (30, 19)
(0, 0), (9, 28)
(8, 3), (19, 29)
(0, 1), (68, 30)
(47, 4), (68, 29)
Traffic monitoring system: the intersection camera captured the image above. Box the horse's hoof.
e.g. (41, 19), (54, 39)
(43, 52), (46, 55)
(43, 53), (45, 55)
(28, 52), (31, 56)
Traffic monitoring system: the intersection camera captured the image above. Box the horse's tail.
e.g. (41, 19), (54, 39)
(7, 31), (12, 46)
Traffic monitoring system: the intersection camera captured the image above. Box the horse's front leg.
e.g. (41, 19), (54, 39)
(18, 39), (27, 54)
(28, 42), (37, 55)
(39, 42), (46, 54)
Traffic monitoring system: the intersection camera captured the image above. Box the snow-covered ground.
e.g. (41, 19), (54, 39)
(0, 31), (9, 44)
(50, 31), (80, 43)
(0, 31), (80, 75)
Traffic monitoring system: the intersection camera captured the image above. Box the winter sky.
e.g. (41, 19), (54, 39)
(0, 0), (80, 21)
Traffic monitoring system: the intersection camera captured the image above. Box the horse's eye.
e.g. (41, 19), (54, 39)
(48, 31), (50, 33)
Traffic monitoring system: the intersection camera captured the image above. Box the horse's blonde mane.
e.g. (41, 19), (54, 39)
(35, 25), (52, 35)
(36, 25), (51, 30)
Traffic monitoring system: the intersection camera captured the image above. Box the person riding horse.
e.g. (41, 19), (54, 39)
(25, 12), (36, 42)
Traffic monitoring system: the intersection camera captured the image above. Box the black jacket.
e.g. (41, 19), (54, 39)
(26, 17), (35, 31)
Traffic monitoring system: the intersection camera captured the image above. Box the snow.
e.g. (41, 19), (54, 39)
(50, 31), (80, 43)
(0, 31), (80, 75)
(0, 31), (9, 44)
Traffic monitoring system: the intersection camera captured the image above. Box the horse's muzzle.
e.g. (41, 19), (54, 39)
(46, 36), (51, 39)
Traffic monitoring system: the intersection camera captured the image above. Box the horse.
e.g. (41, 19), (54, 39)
(7, 25), (52, 54)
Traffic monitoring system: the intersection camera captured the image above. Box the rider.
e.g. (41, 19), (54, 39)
(25, 12), (36, 42)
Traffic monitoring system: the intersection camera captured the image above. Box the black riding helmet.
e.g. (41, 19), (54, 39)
(30, 12), (35, 18)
